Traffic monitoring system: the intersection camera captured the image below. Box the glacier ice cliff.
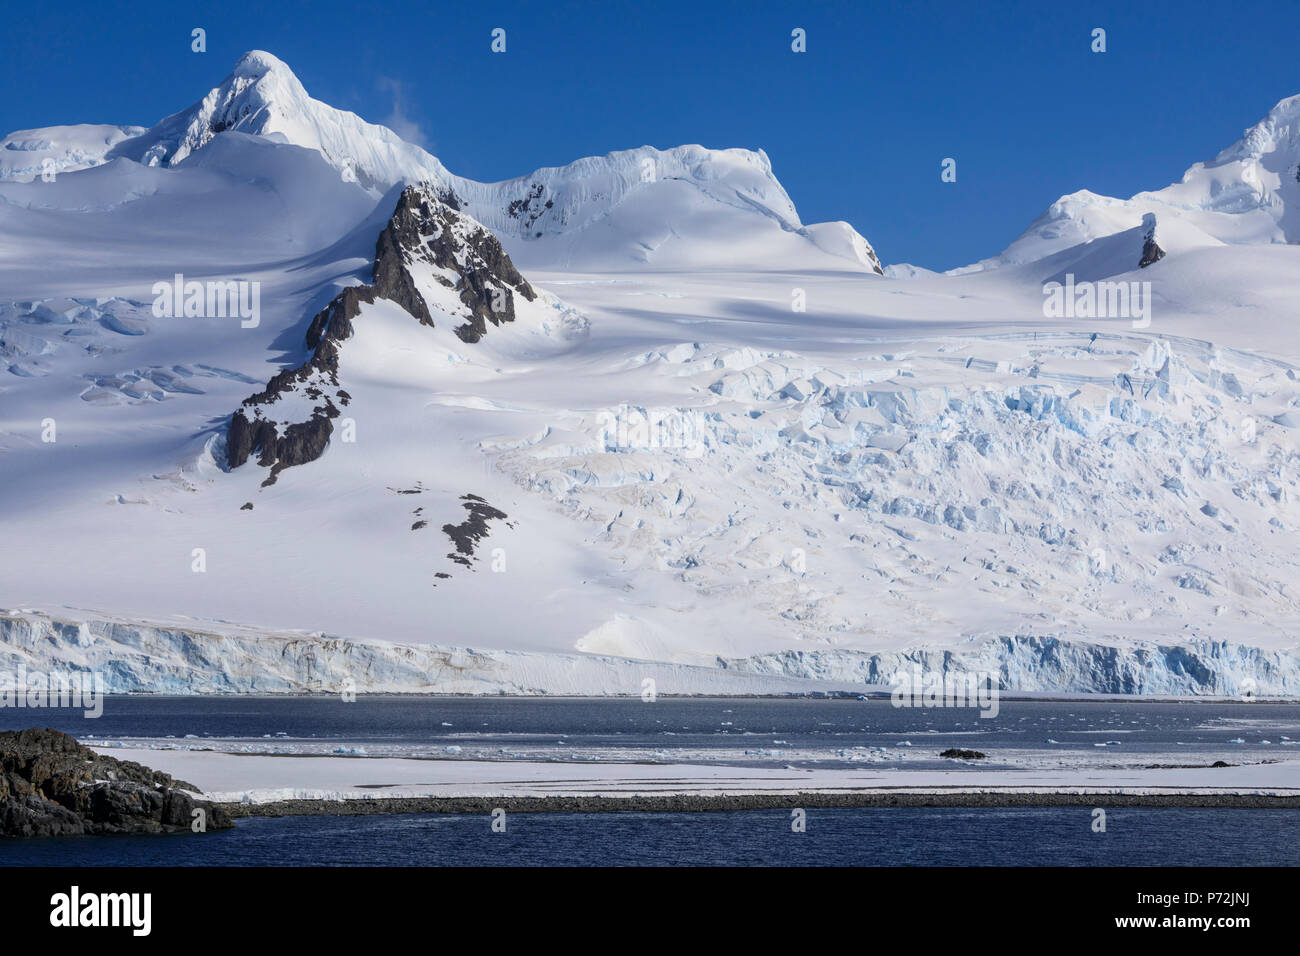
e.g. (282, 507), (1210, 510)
(1, 610), (1295, 697)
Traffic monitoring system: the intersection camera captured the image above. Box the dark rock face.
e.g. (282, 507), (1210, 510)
(442, 494), (509, 568)
(227, 408), (336, 484)
(226, 184), (536, 483)
(939, 748), (988, 760)
(372, 196), (435, 327)
(0, 728), (233, 838)
(1139, 215), (1166, 268)
(391, 487), (512, 583)
(226, 284), (374, 482)
(506, 182), (554, 232)
(2, 792), (84, 836)
(379, 186), (537, 344)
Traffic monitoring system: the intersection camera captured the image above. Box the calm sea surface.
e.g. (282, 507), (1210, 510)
(3, 696), (1298, 866)
(4, 807), (1298, 866)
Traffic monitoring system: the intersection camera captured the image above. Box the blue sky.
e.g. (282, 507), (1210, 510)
(4, 0), (1298, 270)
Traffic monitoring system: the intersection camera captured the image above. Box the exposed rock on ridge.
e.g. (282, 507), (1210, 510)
(226, 184), (537, 483)
(1139, 212), (1166, 268)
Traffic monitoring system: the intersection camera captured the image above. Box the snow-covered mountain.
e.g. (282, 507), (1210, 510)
(955, 93), (1300, 275)
(448, 144), (884, 273)
(0, 124), (147, 181)
(1, 52), (1298, 696)
(226, 180), (586, 486)
(105, 51), (452, 192)
(92, 51), (881, 273)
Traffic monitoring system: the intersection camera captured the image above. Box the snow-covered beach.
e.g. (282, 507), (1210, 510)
(91, 744), (1300, 811)
(61, 694), (1300, 811)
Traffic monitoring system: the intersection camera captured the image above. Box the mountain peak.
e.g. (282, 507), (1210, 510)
(107, 50), (447, 191)
(19, 50), (879, 272)
(230, 49), (295, 80)
(1210, 92), (1300, 168)
(958, 91), (1300, 274)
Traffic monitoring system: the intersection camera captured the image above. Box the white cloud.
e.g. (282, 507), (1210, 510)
(376, 77), (430, 150)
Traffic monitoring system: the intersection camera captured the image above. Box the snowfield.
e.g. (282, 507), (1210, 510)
(1, 51), (1298, 696)
(92, 745), (1300, 805)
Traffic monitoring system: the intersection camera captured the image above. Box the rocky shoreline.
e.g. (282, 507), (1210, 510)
(225, 789), (1300, 818)
(0, 728), (233, 838)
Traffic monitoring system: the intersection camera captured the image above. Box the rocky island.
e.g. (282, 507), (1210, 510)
(0, 728), (234, 838)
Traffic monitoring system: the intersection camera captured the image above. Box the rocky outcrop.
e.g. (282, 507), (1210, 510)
(225, 283), (372, 482)
(225, 285), (378, 480)
(505, 181), (554, 233)
(371, 195), (434, 326)
(227, 184), (536, 483)
(392, 487), (511, 581)
(1139, 212), (1165, 268)
(0, 728), (233, 837)
(939, 748), (987, 760)
(441, 494), (510, 568)
(226, 407), (337, 481)
(378, 185), (536, 343)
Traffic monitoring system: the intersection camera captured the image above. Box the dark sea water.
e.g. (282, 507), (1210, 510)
(6, 695), (1299, 768)
(3, 696), (1298, 866)
(5, 807), (1299, 867)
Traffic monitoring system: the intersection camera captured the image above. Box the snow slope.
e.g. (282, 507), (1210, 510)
(84, 745), (1300, 806)
(0, 53), (1298, 696)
